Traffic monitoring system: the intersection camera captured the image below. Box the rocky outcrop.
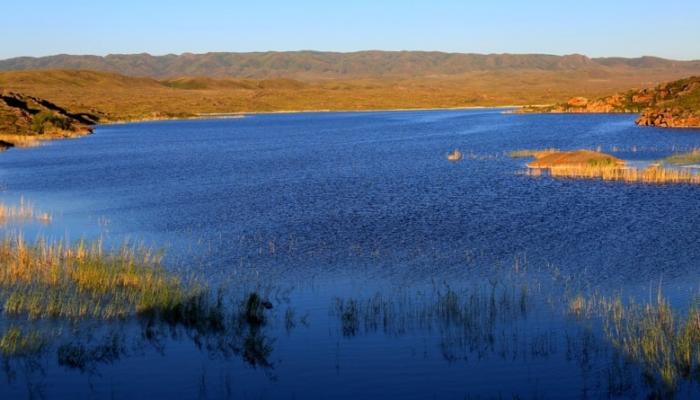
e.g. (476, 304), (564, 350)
(634, 77), (700, 128)
(522, 92), (649, 114)
(636, 108), (700, 128)
(0, 90), (98, 138)
(521, 76), (700, 128)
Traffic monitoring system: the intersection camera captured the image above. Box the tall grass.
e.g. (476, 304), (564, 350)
(569, 290), (700, 391)
(528, 164), (700, 185)
(0, 199), (51, 223)
(661, 149), (700, 165)
(0, 234), (200, 320)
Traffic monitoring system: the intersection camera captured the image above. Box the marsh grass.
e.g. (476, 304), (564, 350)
(528, 164), (700, 185)
(661, 149), (700, 166)
(0, 234), (202, 320)
(0, 199), (51, 224)
(0, 326), (45, 357)
(569, 290), (700, 391)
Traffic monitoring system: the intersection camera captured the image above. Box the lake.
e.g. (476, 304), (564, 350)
(1, 109), (700, 398)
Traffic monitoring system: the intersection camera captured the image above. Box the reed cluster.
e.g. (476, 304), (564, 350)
(0, 234), (199, 320)
(0, 199), (51, 223)
(0, 326), (45, 357)
(661, 149), (700, 165)
(529, 164), (700, 185)
(569, 291), (700, 390)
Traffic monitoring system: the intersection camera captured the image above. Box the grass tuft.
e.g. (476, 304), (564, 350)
(0, 234), (200, 320)
(660, 149), (700, 166)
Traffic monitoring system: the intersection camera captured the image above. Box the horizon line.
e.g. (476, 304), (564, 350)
(2, 50), (699, 63)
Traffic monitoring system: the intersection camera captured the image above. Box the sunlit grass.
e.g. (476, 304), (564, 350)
(660, 149), (700, 165)
(528, 164), (700, 185)
(0, 199), (51, 224)
(0, 234), (201, 320)
(569, 290), (700, 391)
(0, 134), (40, 148)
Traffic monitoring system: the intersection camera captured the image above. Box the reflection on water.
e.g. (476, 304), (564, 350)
(3, 274), (700, 398)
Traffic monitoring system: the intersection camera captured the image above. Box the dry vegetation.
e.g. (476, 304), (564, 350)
(533, 164), (700, 184)
(515, 149), (700, 185)
(0, 199), (51, 223)
(0, 235), (196, 319)
(661, 149), (700, 165)
(0, 69), (698, 123)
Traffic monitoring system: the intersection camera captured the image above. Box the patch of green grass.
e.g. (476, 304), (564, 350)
(660, 149), (700, 165)
(587, 158), (617, 167)
(30, 111), (72, 134)
(571, 290), (700, 392)
(0, 235), (204, 320)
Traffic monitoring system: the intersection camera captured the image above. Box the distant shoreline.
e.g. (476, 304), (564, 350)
(103, 104), (525, 125)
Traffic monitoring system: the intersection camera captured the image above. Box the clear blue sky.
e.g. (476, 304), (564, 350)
(2, 0), (699, 60)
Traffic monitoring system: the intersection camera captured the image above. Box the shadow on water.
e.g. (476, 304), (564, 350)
(0, 290), (280, 396)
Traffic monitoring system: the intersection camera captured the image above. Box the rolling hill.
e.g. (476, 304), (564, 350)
(2, 68), (699, 123)
(2, 51), (700, 80)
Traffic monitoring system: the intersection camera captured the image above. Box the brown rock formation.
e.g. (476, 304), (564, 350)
(636, 108), (700, 128)
(521, 76), (700, 128)
(0, 90), (97, 140)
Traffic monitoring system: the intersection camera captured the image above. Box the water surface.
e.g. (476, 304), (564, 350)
(1, 109), (700, 398)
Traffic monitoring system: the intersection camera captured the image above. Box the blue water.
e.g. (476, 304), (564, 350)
(1, 109), (700, 398)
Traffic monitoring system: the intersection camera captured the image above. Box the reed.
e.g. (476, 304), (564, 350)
(570, 290), (700, 391)
(0, 234), (201, 320)
(0, 326), (45, 357)
(661, 149), (700, 165)
(529, 164), (700, 185)
(0, 199), (51, 223)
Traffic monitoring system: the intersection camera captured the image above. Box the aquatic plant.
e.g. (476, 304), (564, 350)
(0, 199), (51, 224)
(0, 234), (199, 320)
(527, 164), (700, 185)
(660, 149), (700, 165)
(0, 326), (45, 357)
(569, 290), (700, 391)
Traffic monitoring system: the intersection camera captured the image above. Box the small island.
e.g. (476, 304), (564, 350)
(515, 149), (700, 185)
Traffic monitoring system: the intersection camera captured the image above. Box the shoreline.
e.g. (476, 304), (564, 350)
(0, 129), (93, 151)
(102, 104), (524, 125)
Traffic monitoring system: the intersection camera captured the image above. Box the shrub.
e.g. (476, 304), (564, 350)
(30, 111), (72, 134)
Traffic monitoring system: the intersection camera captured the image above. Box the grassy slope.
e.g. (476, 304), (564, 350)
(0, 87), (95, 144)
(1, 68), (699, 123)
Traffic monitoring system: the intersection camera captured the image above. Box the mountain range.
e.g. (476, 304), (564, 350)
(2, 51), (700, 79)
